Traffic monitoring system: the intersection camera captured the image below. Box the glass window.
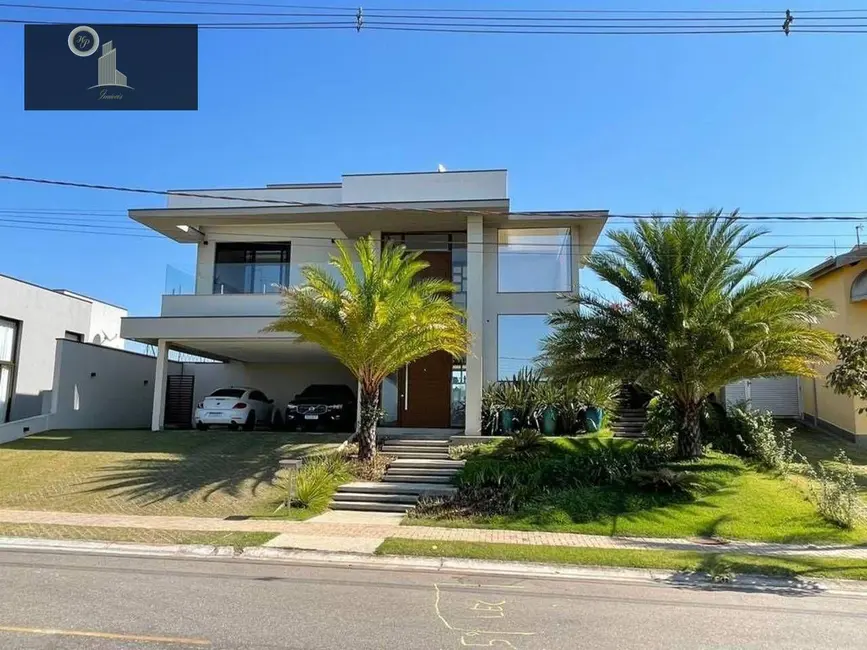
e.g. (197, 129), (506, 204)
(0, 318), (16, 363)
(852, 271), (867, 301)
(213, 242), (291, 294)
(498, 228), (571, 293)
(210, 388), (245, 398)
(0, 318), (17, 424)
(64, 331), (83, 342)
(497, 315), (550, 380)
(450, 361), (466, 427)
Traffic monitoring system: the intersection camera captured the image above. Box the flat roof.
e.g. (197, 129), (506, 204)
(0, 273), (126, 310)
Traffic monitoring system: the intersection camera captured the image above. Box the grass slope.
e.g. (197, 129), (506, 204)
(411, 440), (867, 544)
(0, 429), (344, 518)
(378, 538), (867, 581)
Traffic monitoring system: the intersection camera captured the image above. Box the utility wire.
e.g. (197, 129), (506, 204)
(7, 173), (867, 224)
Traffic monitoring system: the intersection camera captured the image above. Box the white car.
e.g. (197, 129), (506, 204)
(194, 387), (276, 431)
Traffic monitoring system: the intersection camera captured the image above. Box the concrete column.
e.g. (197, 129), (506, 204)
(464, 215), (484, 435)
(151, 340), (169, 431)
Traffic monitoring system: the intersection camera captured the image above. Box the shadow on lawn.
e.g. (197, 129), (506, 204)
(69, 431), (343, 507)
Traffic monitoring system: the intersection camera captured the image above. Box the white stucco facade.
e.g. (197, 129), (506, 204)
(0, 275), (128, 423)
(121, 169), (608, 433)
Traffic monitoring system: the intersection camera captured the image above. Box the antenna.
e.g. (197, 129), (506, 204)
(857, 224), (863, 248)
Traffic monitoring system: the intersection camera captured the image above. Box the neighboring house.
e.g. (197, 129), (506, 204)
(120, 169), (608, 434)
(722, 377), (801, 418)
(0, 274), (127, 423)
(799, 246), (867, 443)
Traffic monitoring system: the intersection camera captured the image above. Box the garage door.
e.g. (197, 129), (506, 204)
(748, 377), (800, 417)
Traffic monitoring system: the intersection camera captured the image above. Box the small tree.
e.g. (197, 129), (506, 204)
(265, 237), (469, 461)
(827, 334), (867, 412)
(543, 212), (836, 459)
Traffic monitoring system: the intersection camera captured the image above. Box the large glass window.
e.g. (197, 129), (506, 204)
(498, 228), (571, 293)
(497, 315), (550, 380)
(0, 318), (18, 424)
(213, 242), (291, 294)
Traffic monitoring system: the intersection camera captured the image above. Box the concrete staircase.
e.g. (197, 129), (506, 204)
(329, 436), (462, 513)
(611, 407), (648, 438)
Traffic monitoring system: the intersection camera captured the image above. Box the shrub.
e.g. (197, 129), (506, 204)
(287, 453), (351, 511)
(348, 453), (394, 482)
(499, 429), (546, 459)
(641, 394), (680, 457)
(802, 450), (860, 529)
(631, 468), (701, 494)
(727, 404), (796, 474)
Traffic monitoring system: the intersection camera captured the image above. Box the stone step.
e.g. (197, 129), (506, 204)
(337, 481), (456, 495)
(612, 422), (645, 428)
(382, 443), (450, 452)
(381, 439), (449, 447)
(614, 431), (646, 438)
(330, 500), (413, 513)
(391, 458), (464, 468)
(383, 473), (454, 484)
(333, 492), (418, 504)
(382, 467), (459, 477)
(382, 450), (452, 459)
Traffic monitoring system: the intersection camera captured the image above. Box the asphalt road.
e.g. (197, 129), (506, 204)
(0, 550), (865, 649)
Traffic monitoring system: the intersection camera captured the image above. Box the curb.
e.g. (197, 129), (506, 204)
(2, 536), (867, 596)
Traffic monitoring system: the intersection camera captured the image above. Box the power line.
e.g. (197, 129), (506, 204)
(8, 173), (867, 225)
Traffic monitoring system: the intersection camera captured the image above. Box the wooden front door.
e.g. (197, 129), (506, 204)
(397, 250), (454, 428)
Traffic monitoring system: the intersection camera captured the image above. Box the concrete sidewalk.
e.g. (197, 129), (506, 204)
(0, 508), (865, 559)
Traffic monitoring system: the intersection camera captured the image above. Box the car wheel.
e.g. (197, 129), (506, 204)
(196, 422), (208, 431)
(243, 411), (256, 431)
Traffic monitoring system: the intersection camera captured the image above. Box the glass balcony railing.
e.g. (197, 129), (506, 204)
(163, 263), (347, 296)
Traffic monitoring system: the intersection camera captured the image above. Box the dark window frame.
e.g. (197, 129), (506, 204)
(64, 331), (84, 343)
(213, 241), (292, 294)
(0, 316), (21, 424)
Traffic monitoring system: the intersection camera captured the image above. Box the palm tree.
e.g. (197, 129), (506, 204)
(542, 211), (835, 459)
(265, 236), (469, 461)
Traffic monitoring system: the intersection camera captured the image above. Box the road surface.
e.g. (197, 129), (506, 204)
(0, 549), (864, 648)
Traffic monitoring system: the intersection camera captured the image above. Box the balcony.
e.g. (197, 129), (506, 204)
(161, 263), (343, 318)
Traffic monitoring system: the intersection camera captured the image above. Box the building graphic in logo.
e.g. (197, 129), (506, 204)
(93, 41), (131, 89)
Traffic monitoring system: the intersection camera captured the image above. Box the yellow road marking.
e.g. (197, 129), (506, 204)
(433, 584), (535, 637)
(0, 624), (210, 646)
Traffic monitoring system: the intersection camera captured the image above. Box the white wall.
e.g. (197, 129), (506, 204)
(49, 340), (182, 430)
(166, 185), (342, 209)
(0, 276), (93, 421)
(55, 291), (127, 348)
(185, 360), (356, 411)
(341, 170), (507, 204)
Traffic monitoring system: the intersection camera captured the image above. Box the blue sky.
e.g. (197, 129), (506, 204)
(2, 0), (867, 325)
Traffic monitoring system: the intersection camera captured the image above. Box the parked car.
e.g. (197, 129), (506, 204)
(194, 387), (278, 431)
(286, 384), (356, 432)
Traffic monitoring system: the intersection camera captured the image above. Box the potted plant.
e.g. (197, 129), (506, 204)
(499, 381), (522, 434)
(532, 381), (562, 435)
(576, 377), (620, 433)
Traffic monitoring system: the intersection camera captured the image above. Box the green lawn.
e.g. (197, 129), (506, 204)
(0, 429), (346, 518)
(791, 423), (867, 493)
(410, 440), (867, 544)
(0, 523), (275, 549)
(377, 538), (867, 581)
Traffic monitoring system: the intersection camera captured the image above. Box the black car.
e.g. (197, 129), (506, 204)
(285, 384), (356, 432)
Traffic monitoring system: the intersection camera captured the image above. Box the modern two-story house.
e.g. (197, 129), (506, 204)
(120, 169), (608, 435)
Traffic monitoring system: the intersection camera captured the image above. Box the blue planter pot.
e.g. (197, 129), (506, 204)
(500, 409), (515, 433)
(585, 407), (604, 433)
(541, 407), (557, 435)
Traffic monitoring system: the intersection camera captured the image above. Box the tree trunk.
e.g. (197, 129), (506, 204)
(357, 386), (380, 462)
(676, 401), (703, 459)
